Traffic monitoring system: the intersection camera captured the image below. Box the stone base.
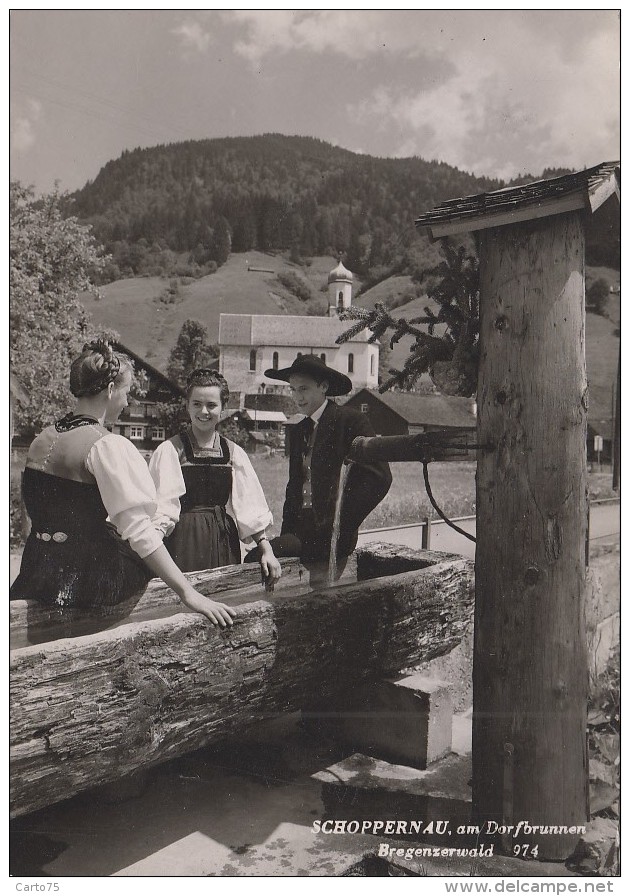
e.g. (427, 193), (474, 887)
(313, 752), (472, 843)
(303, 674), (452, 770)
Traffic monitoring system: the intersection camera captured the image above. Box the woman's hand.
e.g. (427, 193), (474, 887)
(141, 545), (236, 626)
(259, 542), (282, 592)
(179, 587), (237, 627)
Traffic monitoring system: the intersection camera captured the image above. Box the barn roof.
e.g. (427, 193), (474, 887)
(415, 161), (620, 239)
(348, 389), (477, 428)
(219, 313), (373, 347)
(112, 341), (185, 398)
(241, 409), (288, 424)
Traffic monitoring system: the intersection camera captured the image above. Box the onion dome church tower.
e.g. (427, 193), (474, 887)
(327, 258), (353, 316)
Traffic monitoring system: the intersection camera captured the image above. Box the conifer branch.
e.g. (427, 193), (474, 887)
(335, 240), (480, 396)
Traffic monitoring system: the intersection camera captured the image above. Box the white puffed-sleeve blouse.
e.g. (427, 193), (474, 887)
(85, 433), (166, 559)
(148, 438), (273, 545)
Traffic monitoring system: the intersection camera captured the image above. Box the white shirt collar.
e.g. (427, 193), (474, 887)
(309, 400), (329, 426)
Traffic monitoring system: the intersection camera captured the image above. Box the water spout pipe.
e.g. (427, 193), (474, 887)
(347, 431), (489, 465)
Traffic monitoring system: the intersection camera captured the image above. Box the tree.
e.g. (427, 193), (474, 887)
(153, 398), (187, 437)
(586, 278), (609, 317)
(166, 319), (218, 389)
(338, 241), (480, 397)
(231, 213), (257, 253)
(10, 181), (109, 436)
(217, 415), (251, 448)
(209, 216), (232, 266)
(377, 342), (393, 386)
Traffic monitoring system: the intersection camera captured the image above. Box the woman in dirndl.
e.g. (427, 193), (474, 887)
(10, 342), (236, 627)
(149, 369), (282, 589)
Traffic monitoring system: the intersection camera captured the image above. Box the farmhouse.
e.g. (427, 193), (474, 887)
(109, 341), (184, 454)
(243, 391), (296, 418)
(240, 392), (295, 436)
(218, 260), (379, 394)
(343, 388), (476, 440)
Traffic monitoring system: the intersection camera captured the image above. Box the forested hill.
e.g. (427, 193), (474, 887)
(71, 134), (504, 281)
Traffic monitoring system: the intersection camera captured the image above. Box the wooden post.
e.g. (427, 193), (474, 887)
(421, 515), (432, 549)
(612, 346), (621, 490)
(474, 212), (588, 861)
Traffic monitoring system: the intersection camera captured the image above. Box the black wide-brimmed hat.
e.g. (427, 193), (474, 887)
(264, 354), (352, 396)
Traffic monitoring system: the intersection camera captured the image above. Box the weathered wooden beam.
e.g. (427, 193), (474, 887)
(10, 558), (309, 649)
(357, 542), (461, 579)
(10, 550), (474, 817)
(475, 212), (588, 860)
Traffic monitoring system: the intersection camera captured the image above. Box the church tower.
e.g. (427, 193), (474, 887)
(327, 258), (353, 316)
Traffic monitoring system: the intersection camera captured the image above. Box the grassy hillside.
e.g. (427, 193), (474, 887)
(85, 259), (441, 372)
(358, 275), (419, 310)
(83, 252), (342, 369)
(85, 254), (619, 429)
(585, 313), (620, 428)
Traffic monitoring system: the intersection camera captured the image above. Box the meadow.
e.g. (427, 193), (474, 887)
(248, 453), (617, 537)
(10, 446), (617, 546)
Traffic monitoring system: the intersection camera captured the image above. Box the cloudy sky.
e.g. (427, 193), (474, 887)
(10, 9), (620, 194)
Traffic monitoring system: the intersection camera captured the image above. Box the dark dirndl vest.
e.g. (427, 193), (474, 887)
(163, 429), (241, 572)
(10, 414), (151, 611)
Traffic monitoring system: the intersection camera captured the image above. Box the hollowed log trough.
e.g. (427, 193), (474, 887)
(10, 544), (474, 818)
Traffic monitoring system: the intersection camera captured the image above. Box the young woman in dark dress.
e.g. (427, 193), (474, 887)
(149, 369), (281, 588)
(10, 342), (236, 626)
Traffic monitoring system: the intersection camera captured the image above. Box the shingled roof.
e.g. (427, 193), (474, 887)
(112, 340), (185, 398)
(219, 313), (373, 348)
(415, 162), (620, 239)
(347, 389), (476, 428)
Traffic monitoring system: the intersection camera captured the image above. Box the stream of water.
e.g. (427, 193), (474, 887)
(328, 461), (352, 584)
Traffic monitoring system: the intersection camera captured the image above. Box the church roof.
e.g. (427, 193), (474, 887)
(219, 314), (372, 348)
(328, 259), (353, 284)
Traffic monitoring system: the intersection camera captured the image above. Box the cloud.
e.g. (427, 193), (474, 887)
(220, 10), (618, 176)
(11, 98), (41, 153)
(224, 10), (433, 63)
(172, 20), (212, 53)
(345, 12), (620, 178)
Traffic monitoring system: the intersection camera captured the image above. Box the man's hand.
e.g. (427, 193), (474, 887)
(259, 542), (282, 592)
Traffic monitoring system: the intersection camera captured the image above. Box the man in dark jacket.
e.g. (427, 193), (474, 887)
(264, 355), (392, 572)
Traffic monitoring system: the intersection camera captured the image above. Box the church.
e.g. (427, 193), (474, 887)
(218, 260), (379, 395)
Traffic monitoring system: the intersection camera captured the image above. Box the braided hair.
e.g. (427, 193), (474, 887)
(185, 368), (230, 407)
(69, 340), (130, 398)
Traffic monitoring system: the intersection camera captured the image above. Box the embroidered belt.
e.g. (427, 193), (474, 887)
(35, 531), (69, 543)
